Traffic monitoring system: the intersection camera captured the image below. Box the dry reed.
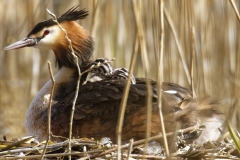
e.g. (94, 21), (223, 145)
(1, 0), (240, 159)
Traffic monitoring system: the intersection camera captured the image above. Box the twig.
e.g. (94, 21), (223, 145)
(90, 0), (100, 36)
(4, 148), (229, 160)
(132, 1), (153, 157)
(0, 125), (204, 159)
(0, 137), (34, 152)
(116, 9), (139, 160)
(228, 121), (240, 152)
(157, 0), (170, 158)
(99, 154), (165, 160)
(98, 125), (204, 158)
(3, 150), (103, 160)
(0, 140), (97, 156)
(126, 154), (165, 159)
(151, 1), (160, 70)
(127, 139), (133, 160)
(40, 61), (55, 160)
(190, 27), (197, 98)
(163, 7), (191, 84)
(46, 9), (82, 160)
(82, 146), (90, 160)
(229, 0), (240, 22)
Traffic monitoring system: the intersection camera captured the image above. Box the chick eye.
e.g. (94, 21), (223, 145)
(43, 30), (50, 36)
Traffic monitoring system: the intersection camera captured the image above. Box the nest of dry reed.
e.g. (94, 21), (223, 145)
(0, 125), (239, 160)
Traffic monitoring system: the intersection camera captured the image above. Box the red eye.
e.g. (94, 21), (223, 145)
(43, 30), (50, 36)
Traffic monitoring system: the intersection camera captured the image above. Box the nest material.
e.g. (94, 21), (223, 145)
(0, 127), (239, 160)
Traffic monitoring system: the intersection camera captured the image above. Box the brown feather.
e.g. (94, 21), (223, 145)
(53, 21), (94, 68)
(35, 77), (223, 143)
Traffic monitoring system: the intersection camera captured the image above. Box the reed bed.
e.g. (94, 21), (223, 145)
(1, 0), (240, 159)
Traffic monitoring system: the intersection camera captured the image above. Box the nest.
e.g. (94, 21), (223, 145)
(0, 125), (239, 160)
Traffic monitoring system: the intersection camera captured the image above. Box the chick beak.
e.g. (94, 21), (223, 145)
(4, 38), (37, 50)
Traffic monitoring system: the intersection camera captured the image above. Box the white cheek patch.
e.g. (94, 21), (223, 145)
(34, 26), (60, 49)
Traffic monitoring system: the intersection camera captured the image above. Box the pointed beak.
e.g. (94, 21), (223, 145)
(4, 38), (37, 50)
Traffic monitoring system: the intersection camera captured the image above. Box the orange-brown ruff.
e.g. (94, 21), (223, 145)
(4, 6), (223, 144)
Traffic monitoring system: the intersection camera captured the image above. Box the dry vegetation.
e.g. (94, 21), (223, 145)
(1, 0), (240, 159)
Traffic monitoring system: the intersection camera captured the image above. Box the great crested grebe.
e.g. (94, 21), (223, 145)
(5, 6), (223, 144)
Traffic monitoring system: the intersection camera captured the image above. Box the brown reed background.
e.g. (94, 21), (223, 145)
(0, 0), (240, 139)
